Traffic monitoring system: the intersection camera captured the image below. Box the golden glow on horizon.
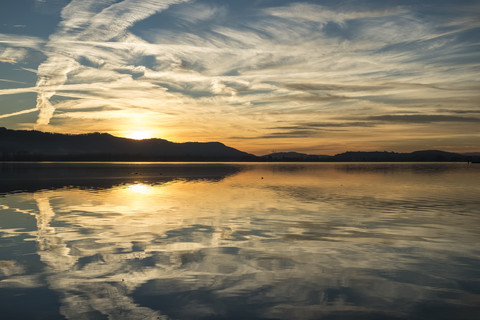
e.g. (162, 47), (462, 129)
(125, 130), (154, 140)
(0, 1), (478, 156)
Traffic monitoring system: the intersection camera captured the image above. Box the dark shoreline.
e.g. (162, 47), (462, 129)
(1, 127), (479, 162)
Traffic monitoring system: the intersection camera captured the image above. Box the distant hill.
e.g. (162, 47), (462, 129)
(260, 150), (475, 162)
(331, 150), (474, 162)
(1, 127), (477, 162)
(462, 152), (480, 157)
(0, 127), (255, 161)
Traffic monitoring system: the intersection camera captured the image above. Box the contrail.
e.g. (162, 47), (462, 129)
(33, 0), (190, 128)
(35, 54), (76, 126)
(0, 107), (38, 119)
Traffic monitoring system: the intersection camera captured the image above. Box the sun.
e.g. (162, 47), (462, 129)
(126, 130), (153, 140)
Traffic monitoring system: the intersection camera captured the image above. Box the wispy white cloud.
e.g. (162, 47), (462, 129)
(0, 35), (42, 65)
(0, 57), (16, 63)
(35, 54), (78, 125)
(2, 0), (478, 153)
(0, 108), (38, 119)
(34, 0), (191, 128)
(266, 3), (405, 26)
(0, 33), (45, 49)
(173, 2), (227, 24)
(0, 78), (27, 84)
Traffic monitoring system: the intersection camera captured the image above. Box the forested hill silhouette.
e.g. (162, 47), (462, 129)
(0, 127), (255, 161)
(261, 150), (476, 162)
(0, 127), (477, 162)
(330, 150), (474, 162)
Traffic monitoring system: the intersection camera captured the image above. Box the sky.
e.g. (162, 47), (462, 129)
(0, 0), (479, 155)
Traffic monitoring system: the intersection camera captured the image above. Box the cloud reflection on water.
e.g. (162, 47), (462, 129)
(0, 163), (479, 319)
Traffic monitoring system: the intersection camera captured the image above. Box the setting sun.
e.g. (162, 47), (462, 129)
(125, 130), (154, 140)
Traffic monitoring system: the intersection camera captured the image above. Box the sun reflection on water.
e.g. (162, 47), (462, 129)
(126, 183), (154, 195)
(1, 163), (479, 319)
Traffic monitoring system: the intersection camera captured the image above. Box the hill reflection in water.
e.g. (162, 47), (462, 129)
(1, 163), (479, 319)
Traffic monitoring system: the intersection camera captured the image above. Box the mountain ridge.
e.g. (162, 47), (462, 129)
(261, 150), (479, 162)
(0, 127), (478, 162)
(0, 127), (255, 161)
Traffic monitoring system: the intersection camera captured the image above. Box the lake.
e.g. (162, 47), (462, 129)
(1, 162), (479, 319)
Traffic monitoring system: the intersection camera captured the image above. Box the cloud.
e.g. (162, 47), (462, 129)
(2, 0), (477, 154)
(273, 93), (350, 103)
(284, 83), (387, 92)
(33, 0), (191, 127)
(0, 33), (45, 49)
(0, 108), (38, 119)
(35, 54), (78, 125)
(0, 57), (16, 63)
(0, 47), (29, 64)
(436, 109), (480, 114)
(0, 87), (39, 95)
(232, 120), (376, 141)
(0, 78), (27, 84)
(367, 114), (480, 123)
(274, 122), (374, 129)
(265, 3), (405, 26)
(32, 1), (479, 123)
(172, 2), (226, 24)
(211, 79), (237, 96)
(258, 130), (319, 139)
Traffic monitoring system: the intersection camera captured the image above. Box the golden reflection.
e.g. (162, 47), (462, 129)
(126, 183), (154, 195)
(1, 164), (479, 319)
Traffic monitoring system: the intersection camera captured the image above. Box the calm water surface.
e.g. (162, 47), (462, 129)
(0, 162), (479, 319)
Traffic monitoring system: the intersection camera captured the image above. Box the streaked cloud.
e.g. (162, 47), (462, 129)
(0, 57), (16, 64)
(0, 0), (479, 154)
(33, 0), (191, 127)
(0, 107), (38, 119)
(366, 114), (480, 123)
